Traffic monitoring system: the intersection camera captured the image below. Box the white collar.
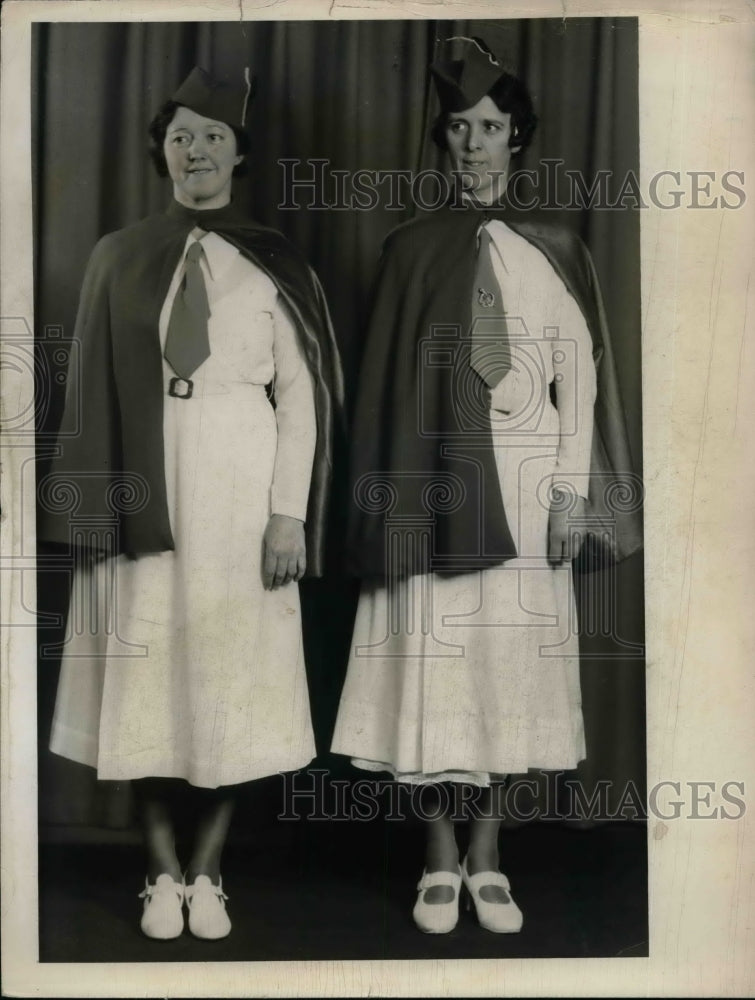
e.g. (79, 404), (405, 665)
(184, 229), (239, 282)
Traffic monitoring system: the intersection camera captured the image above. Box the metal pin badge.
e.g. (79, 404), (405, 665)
(477, 287), (496, 308)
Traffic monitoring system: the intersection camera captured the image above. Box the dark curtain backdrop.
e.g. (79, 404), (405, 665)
(34, 18), (645, 834)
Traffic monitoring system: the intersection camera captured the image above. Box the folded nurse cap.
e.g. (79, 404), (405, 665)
(171, 66), (256, 128)
(430, 36), (509, 113)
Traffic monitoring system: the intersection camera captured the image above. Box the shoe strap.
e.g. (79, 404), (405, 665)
(462, 863), (511, 893)
(184, 876), (229, 902)
(138, 876), (184, 901)
(417, 868), (462, 892)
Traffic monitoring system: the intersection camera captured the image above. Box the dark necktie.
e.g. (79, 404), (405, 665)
(469, 226), (511, 388)
(164, 240), (211, 380)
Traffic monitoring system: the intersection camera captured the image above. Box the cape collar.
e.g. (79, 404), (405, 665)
(447, 180), (511, 220)
(165, 198), (244, 229)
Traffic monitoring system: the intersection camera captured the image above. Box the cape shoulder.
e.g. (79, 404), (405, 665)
(379, 206), (590, 274)
(86, 212), (310, 277)
(81, 214), (191, 289)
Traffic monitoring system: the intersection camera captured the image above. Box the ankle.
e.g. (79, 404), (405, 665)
(147, 861), (182, 883)
(465, 844), (500, 875)
(425, 841), (459, 874)
(186, 862), (222, 884)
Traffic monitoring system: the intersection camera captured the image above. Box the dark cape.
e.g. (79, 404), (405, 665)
(346, 199), (643, 579)
(38, 199), (345, 578)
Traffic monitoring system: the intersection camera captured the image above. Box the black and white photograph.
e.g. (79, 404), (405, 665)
(1, 1), (753, 997)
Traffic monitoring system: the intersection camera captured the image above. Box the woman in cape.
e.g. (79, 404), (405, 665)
(331, 38), (641, 934)
(40, 66), (343, 940)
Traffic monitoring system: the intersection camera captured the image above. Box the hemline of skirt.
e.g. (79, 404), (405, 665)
(350, 757), (507, 788)
(347, 754), (587, 787)
(50, 729), (317, 790)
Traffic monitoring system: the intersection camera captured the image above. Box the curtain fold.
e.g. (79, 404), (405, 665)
(35, 17), (645, 832)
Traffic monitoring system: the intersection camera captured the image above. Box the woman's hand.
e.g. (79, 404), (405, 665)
(262, 514), (306, 589)
(548, 491), (586, 566)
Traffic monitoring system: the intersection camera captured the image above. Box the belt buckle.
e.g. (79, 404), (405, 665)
(168, 376), (193, 399)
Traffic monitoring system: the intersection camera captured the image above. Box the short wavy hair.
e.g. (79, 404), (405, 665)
(431, 71), (538, 155)
(147, 100), (251, 178)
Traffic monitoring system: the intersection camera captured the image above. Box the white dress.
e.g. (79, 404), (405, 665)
(331, 221), (597, 786)
(50, 231), (318, 789)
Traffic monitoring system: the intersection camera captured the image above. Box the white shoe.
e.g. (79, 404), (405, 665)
(138, 874), (184, 940)
(461, 857), (523, 933)
(412, 868), (462, 934)
(184, 875), (232, 940)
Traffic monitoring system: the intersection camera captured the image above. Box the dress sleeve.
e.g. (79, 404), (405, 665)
(552, 288), (598, 499)
(270, 295), (317, 522)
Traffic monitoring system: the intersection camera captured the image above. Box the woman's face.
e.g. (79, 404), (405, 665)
(445, 95), (520, 204)
(163, 105), (243, 210)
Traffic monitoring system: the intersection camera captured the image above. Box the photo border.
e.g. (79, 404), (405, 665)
(2, 0), (754, 996)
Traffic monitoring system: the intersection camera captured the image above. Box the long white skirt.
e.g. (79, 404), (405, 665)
(50, 381), (316, 789)
(331, 401), (585, 786)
